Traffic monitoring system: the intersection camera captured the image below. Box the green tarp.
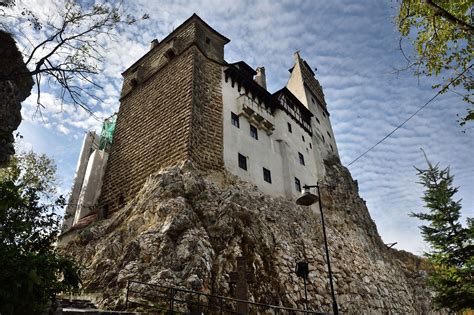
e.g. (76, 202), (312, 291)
(99, 114), (117, 150)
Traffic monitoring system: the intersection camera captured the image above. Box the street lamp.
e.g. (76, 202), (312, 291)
(296, 184), (339, 315)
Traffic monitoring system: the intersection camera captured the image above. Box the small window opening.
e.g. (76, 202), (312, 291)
(250, 125), (258, 140)
(238, 153), (247, 170)
(231, 112), (240, 128)
(288, 122), (292, 133)
(295, 177), (301, 192)
(298, 152), (305, 166)
(263, 168), (272, 183)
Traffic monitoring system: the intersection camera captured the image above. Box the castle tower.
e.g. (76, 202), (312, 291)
(286, 51), (339, 164)
(99, 14), (229, 214)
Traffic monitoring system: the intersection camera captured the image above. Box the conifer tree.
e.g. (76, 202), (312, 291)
(411, 156), (473, 312)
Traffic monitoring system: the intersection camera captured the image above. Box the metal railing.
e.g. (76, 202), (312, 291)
(125, 280), (329, 315)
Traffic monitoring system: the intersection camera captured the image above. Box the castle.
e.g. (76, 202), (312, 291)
(62, 14), (339, 231)
(58, 15), (438, 314)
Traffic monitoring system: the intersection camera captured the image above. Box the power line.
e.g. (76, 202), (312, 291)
(347, 64), (473, 167)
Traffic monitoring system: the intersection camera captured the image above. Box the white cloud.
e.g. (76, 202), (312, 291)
(57, 124), (70, 135)
(8, 0), (474, 255)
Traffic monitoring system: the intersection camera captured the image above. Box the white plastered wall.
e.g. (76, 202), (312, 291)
(222, 70), (322, 199)
(73, 149), (109, 224)
(62, 132), (99, 231)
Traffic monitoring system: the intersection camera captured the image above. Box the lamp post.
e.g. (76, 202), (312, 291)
(295, 261), (309, 312)
(296, 184), (339, 315)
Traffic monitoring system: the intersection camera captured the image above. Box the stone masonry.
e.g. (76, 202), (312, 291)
(99, 15), (228, 213)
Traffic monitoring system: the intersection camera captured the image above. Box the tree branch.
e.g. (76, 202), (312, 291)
(425, 0), (474, 34)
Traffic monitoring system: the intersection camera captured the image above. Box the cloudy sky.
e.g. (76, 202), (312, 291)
(8, 0), (473, 254)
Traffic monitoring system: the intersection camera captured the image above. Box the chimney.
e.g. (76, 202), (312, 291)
(150, 39), (159, 50)
(255, 67), (267, 90)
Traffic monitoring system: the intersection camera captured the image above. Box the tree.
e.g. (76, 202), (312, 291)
(411, 155), (473, 312)
(396, 0), (473, 125)
(0, 151), (80, 315)
(0, 0), (148, 116)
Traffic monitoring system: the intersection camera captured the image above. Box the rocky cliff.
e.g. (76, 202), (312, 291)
(0, 31), (34, 167)
(60, 158), (438, 314)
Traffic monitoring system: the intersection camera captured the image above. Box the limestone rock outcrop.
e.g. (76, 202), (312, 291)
(61, 158), (439, 314)
(0, 31), (34, 167)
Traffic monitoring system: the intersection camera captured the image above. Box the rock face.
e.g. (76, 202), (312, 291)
(0, 31), (34, 167)
(61, 158), (439, 314)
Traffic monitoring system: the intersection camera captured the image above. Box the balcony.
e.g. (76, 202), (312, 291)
(236, 95), (275, 135)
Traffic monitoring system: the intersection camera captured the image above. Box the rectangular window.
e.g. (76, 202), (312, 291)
(287, 122), (292, 133)
(302, 135), (305, 142)
(327, 131), (332, 138)
(263, 168), (272, 183)
(315, 116), (320, 124)
(309, 143), (312, 149)
(238, 153), (247, 170)
(298, 152), (305, 165)
(231, 112), (239, 128)
(295, 177), (301, 192)
(250, 125), (258, 140)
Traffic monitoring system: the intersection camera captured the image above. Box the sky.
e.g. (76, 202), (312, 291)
(6, 0), (473, 255)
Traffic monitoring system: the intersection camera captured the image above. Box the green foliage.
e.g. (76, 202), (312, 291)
(411, 156), (474, 312)
(0, 151), (80, 315)
(396, 0), (473, 125)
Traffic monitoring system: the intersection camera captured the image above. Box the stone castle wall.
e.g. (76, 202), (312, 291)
(99, 17), (226, 213)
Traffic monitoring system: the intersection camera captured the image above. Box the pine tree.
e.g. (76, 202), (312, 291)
(411, 156), (473, 312)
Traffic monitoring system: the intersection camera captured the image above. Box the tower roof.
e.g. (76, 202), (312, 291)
(123, 13), (230, 75)
(286, 51), (329, 116)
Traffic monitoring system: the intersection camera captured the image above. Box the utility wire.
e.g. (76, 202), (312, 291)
(347, 64), (473, 167)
